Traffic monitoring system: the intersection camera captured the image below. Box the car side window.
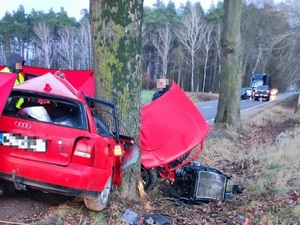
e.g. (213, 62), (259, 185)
(86, 98), (117, 139)
(94, 117), (114, 137)
(3, 92), (87, 130)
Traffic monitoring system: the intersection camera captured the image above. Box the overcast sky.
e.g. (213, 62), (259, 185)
(0, 0), (221, 20)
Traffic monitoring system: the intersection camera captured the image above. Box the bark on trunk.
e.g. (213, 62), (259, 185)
(90, 0), (143, 199)
(215, 0), (243, 130)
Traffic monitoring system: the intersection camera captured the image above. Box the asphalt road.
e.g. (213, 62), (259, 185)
(195, 92), (298, 123)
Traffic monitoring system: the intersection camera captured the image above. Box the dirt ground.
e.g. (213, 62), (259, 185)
(0, 94), (299, 225)
(0, 190), (73, 224)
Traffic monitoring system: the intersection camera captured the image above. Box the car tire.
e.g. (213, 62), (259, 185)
(84, 174), (112, 211)
(141, 166), (158, 191)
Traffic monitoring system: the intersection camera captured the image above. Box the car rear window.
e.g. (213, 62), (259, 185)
(2, 91), (87, 130)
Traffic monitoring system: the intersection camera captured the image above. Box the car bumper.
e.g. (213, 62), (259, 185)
(0, 154), (112, 197)
(254, 94), (269, 98)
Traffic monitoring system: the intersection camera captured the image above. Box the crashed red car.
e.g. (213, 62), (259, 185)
(0, 72), (137, 211)
(0, 65), (211, 206)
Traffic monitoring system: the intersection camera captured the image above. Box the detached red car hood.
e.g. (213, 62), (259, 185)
(141, 82), (210, 168)
(0, 73), (17, 115)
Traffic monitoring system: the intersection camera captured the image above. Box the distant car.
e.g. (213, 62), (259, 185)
(245, 87), (253, 98)
(254, 85), (271, 101)
(270, 88), (279, 96)
(241, 88), (247, 100)
(241, 87), (252, 100)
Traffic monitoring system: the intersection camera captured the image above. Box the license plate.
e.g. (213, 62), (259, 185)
(0, 132), (46, 152)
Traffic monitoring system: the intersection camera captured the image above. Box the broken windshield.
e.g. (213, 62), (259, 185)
(3, 91), (87, 130)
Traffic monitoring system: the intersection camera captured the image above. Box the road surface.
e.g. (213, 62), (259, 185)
(195, 93), (297, 123)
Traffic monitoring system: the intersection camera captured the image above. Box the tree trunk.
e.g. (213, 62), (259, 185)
(90, 0), (143, 200)
(215, 0), (243, 130)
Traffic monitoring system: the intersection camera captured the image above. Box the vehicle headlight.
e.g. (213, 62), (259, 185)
(194, 170), (227, 201)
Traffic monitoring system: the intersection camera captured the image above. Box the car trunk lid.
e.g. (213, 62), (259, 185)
(0, 116), (90, 166)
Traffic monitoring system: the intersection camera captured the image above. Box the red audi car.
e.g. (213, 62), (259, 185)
(0, 72), (137, 211)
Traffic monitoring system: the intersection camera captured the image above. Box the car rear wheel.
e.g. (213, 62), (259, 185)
(141, 166), (158, 191)
(84, 174), (112, 211)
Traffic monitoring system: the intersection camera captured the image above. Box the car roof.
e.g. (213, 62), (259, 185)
(14, 73), (81, 100)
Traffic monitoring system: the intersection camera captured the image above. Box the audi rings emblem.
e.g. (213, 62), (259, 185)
(14, 121), (32, 129)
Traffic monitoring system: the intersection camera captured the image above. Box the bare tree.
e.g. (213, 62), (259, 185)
(241, 2), (289, 86)
(57, 26), (78, 69)
(201, 24), (214, 92)
(276, 31), (300, 87)
(175, 6), (205, 91)
(141, 23), (152, 75)
(78, 19), (92, 70)
(213, 23), (222, 92)
(215, 0), (243, 130)
(152, 23), (173, 75)
(33, 21), (57, 68)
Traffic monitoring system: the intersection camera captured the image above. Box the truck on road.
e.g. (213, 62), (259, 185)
(251, 73), (272, 101)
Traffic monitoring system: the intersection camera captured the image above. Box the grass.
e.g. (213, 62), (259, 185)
(141, 90), (155, 105)
(141, 89), (219, 105)
(199, 97), (300, 223)
(248, 127), (300, 195)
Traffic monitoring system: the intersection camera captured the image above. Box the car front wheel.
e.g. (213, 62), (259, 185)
(84, 174), (112, 211)
(141, 166), (158, 191)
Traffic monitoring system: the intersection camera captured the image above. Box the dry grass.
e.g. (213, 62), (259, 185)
(247, 127), (300, 195)
(197, 96), (300, 223)
(186, 92), (219, 102)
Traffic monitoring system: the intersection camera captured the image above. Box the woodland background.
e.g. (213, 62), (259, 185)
(0, 0), (300, 93)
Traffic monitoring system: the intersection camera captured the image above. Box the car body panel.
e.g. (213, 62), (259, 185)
(0, 73), (17, 114)
(0, 115), (88, 166)
(141, 82), (210, 169)
(0, 153), (112, 193)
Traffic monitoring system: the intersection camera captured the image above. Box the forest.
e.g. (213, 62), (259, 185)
(0, 0), (300, 93)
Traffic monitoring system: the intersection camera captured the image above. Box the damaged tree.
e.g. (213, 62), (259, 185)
(90, 0), (143, 199)
(215, 0), (243, 130)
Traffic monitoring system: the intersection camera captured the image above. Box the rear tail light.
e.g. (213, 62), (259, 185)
(114, 145), (123, 156)
(73, 138), (95, 166)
